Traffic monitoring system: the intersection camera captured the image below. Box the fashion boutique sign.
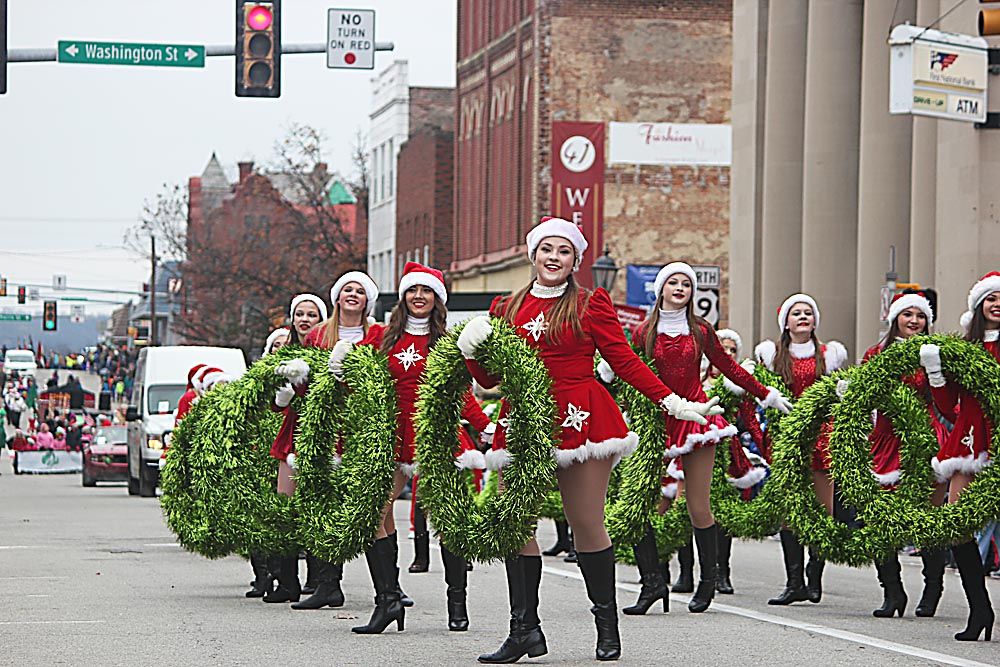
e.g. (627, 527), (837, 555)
(551, 121), (605, 286)
(608, 122), (731, 166)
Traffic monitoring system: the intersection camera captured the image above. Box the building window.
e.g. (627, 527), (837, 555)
(424, 244), (429, 265)
(371, 149), (379, 205)
(388, 139), (395, 198)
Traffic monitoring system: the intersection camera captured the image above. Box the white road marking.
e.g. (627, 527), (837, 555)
(142, 543), (180, 547)
(541, 564), (994, 667)
(0, 620), (104, 626)
(0, 546), (44, 550)
(0, 576), (70, 580)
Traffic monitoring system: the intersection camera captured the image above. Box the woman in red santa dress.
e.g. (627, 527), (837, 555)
(602, 264), (792, 616)
(753, 293), (848, 606)
(918, 272), (999, 641)
(457, 219), (723, 663)
(328, 262), (492, 635)
(855, 291), (950, 619)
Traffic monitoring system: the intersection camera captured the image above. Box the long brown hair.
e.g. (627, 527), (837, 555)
(879, 312), (929, 351)
(317, 305), (371, 349)
(963, 302), (998, 343)
(773, 329), (826, 388)
(379, 294), (448, 354)
(641, 292), (707, 358)
(502, 275), (589, 345)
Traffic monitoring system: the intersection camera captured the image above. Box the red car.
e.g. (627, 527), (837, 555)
(82, 425), (128, 486)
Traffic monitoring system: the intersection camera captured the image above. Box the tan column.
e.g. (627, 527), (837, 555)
(800, 0), (863, 356)
(908, 0), (938, 288)
(758, 1), (809, 337)
(727, 0), (769, 342)
(854, 0), (915, 349)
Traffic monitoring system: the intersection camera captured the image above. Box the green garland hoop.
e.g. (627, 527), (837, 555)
(415, 320), (559, 562)
(830, 335), (1000, 555)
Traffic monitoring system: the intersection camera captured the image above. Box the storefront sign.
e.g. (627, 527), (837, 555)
(551, 121), (605, 286)
(608, 122), (731, 166)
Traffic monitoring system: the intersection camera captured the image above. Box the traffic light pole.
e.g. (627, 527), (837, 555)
(149, 234), (156, 347)
(6, 41), (394, 63)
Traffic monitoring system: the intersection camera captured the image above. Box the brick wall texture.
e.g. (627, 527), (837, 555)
(396, 130), (456, 271)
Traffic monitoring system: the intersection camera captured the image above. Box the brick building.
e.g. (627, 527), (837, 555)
(451, 0), (733, 321)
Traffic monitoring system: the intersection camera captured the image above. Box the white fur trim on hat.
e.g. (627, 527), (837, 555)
(715, 329), (743, 357)
(289, 293), (329, 322)
(887, 293), (933, 327)
(777, 293), (820, 332)
(330, 271), (379, 316)
(754, 340), (777, 371)
(201, 371), (235, 390)
(263, 328), (290, 356)
(398, 263), (448, 304)
(525, 217), (589, 270)
(652, 262), (698, 307)
(961, 272), (1000, 331)
(823, 341), (848, 372)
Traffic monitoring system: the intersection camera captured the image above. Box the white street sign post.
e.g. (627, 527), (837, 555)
(53, 274), (67, 290)
(70, 304), (85, 324)
(327, 8), (375, 69)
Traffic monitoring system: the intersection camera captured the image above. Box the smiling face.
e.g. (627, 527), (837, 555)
(404, 284), (436, 318)
(895, 306), (928, 338)
(534, 236), (576, 286)
(660, 273), (693, 311)
(338, 281), (368, 317)
(292, 301), (322, 337)
(785, 303), (816, 337)
(983, 292), (1000, 328)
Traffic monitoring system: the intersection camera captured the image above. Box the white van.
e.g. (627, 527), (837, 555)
(126, 345), (246, 497)
(3, 349), (38, 378)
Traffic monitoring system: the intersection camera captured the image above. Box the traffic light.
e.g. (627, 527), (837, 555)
(17, 285), (25, 304)
(236, 1), (280, 98)
(43, 300), (57, 331)
(1, 0), (8, 95)
(980, 1), (1000, 35)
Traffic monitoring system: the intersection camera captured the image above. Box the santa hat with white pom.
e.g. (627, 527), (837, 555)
(960, 271), (1000, 331)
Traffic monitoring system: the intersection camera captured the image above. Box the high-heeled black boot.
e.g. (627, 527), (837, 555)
(478, 556), (547, 664)
(577, 547), (621, 661)
(914, 547), (945, 617)
(543, 521), (572, 557)
(291, 559), (345, 609)
(245, 552), (273, 598)
(716, 526), (734, 595)
(872, 555), (907, 618)
(387, 531), (414, 607)
(441, 543), (469, 631)
(672, 542), (694, 593)
(806, 548), (825, 603)
(263, 553), (301, 603)
(301, 553), (318, 595)
(952, 540), (994, 641)
(352, 536), (405, 634)
(563, 529), (577, 563)
(688, 525), (717, 613)
(623, 526), (668, 615)
(768, 530), (809, 605)
(409, 505), (430, 573)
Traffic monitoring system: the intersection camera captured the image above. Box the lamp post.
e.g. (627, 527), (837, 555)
(590, 246), (619, 293)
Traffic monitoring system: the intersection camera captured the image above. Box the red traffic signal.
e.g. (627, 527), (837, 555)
(246, 5), (273, 30)
(17, 285), (26, 304)
(236, 1), (280, 98)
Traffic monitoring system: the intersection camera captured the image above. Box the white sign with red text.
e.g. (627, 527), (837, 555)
(608, 122), (731, 166)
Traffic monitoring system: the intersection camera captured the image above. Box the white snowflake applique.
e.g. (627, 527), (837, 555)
(961, 426), (975, 455)
(394, 344), (424, 372)
(561, 403), (591, 432)
(521, 312), (548, 342)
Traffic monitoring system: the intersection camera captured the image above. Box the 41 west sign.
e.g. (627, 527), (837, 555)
(58, 40), (206, 68)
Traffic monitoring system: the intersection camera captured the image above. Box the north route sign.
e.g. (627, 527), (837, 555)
(58, 40), (205, 68)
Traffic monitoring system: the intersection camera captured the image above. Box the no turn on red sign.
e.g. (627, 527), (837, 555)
(327, 8), (375, 69)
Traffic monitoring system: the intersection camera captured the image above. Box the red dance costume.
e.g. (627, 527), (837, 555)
(467, 286), (671, 469)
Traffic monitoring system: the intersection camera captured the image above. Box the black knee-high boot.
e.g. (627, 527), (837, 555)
(768, 529), (808, 605)
(623, 526), (668, 615)
(577, 547), (621, 661)
(387, 531), (414, 607)
(872, 554), (907, 618)
(352, 536), (405, 634)
(441, 543), (469, 631)
(246, 552), (272, 598)
(806, 548), (825, 603)
(914, 547), (945, 617)
(672, 542), (694, 593)
(689, 525), (717, 613)
(409, 504), (430, 573)
(302, 553), (318, 595)
(478, 556), (547, 664)
(716, 526), (734, 595)
(263, 553), (301, 603)
(543, 520), (572, 556)
(292, 558), (345, 609)
(952, 540), (994, 641)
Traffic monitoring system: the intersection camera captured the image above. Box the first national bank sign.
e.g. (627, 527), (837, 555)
(889, 25), (988, 123)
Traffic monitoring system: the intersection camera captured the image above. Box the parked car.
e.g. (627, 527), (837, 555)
(82, 425), (128, 486)
(3, 349), (38, 378)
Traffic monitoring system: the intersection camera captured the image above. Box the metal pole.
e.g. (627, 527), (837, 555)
(8, 41), (395, 62)
(149, 235), (157, 347)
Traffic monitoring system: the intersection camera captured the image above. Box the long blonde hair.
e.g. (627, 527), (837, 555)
(502, 275), (589, 345)
(317, 305), (370, 349)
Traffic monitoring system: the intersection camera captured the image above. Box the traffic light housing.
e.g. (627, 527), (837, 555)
(236, 1), (280, 98)
(43, 300), (57, 331)
(0, 276), (6, 296)
(17, 286), (25, 304)
(980, 1), (1000, 35)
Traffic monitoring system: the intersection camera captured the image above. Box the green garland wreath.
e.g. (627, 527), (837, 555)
(414, 320), (559, 562)
(829, 335), (1000, 556)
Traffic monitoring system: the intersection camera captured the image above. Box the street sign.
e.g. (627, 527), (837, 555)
(691, 265), (721, 289)
(53, 274), (67, 290)
(327, 9), (375, 69)
(70, 304), (85, 324)
(28, 287), (39, 300)
(0, 313), (31, 321)
(58, 40), (206, 68)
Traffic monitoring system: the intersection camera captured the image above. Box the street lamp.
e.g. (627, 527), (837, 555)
(591, 246), (619, 293)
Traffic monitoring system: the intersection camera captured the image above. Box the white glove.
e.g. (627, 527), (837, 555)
(596, 358), (616, 384)
(457, 315), (493, 359)
(328, 340), (355, 380)
(480, 421), (497, 445)
(274, 383), (295, 408)
(660, 394), (724, 426)
(286, 453), (297, 471)
(759, 387), (793, 414)
(275, 358), (310, 386)
(835, 379), (850, 400)
(919, 343), (946, 388)
(740, 358), (756, 374)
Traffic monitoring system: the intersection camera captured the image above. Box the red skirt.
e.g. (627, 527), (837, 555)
(933, 395), (991, 482)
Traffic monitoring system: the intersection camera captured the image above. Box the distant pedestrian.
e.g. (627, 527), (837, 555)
(114, 379), (125, 402)
(5, 386), (26, 428)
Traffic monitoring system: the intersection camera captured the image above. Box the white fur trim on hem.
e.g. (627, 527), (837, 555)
(552, 432), (639, 469)
(871, 468), (900, 487)
(397, 462), (418, 479)
(666, 458), (685, 480)
(330, 454), (342, 470)
(485, 448), (512, 471)
(931, 452), (991, 483)
(754, 340), (777, 371)
(824, 341), (848, 372)
(455, 449), (487, 470)
(661, 483), (678, 499)
(727, 465), (767, 489)
(664, 423), (738, 459)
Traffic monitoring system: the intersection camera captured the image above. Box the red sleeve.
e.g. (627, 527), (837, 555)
(464, 296), (506, 389)
(174, 391), (194, 425)
(359, 323), (385, 348)
(861, 344), (881, 363)
(704, 325), (768, 400)
(460, 391), (492, 430)
(586, 289), (672, 404)
(737, 400), (770, 463)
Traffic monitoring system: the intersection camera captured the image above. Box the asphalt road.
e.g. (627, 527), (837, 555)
(1, 459), (998, 666)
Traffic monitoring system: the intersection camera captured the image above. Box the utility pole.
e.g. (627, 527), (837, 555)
(150, 234), (157, 347)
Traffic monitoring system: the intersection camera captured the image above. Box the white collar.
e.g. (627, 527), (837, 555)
(338, 324), (366, 344)
(657, 308), (689, 336)
(530, 281), (568, 299)
(405, 316), (430, 336)
(985, 329), (999, 343)
(789, 340), (816, 359)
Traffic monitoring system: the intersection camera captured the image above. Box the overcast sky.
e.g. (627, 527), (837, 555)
(0, 0), (456, 314)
